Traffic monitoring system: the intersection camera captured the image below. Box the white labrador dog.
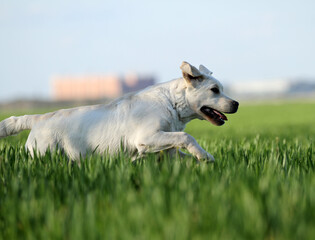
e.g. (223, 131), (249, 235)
(0, 62), (238, 161)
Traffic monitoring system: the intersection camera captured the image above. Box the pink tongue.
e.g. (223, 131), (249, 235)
(213, 110), (227, 120)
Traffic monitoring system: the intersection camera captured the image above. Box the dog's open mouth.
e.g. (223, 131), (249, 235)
(200, 106), (227, 126)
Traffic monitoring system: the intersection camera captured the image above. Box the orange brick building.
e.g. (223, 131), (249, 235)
(52, 74), (155, 100)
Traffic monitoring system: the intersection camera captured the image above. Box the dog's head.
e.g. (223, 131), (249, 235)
(181, 61), (239, 126)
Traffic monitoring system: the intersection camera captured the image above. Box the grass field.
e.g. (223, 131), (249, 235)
(0, 102), (314, 240)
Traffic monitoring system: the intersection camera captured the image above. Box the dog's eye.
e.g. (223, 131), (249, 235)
(211, 87), (220, 94)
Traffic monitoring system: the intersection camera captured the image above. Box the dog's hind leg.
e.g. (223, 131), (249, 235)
(25, 131), (58, 157)
(135, 131), (214, 162)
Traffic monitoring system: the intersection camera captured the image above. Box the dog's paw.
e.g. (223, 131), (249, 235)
(197, 151), (215, 162)
(205, 152), (215, 162)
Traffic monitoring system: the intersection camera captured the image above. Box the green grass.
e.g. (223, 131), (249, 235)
(0, 102), (314, 240)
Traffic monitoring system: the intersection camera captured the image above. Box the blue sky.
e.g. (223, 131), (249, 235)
(0, 0), (314, 101)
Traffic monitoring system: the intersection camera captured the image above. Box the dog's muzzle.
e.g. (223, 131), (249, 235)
(200, 101), (239, 126)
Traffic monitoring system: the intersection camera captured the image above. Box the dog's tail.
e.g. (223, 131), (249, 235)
(0, 114), (47, 138)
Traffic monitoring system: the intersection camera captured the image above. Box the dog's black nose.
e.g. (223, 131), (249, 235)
(231, 101), (239, 113)
(232, 101), (239, 108)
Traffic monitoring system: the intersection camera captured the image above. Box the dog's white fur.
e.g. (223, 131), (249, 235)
(0, 62), (238, 161)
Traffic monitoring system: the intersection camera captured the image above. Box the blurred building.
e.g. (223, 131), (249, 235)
(52, 74), (155, 100)
(227, 78), (315, 99)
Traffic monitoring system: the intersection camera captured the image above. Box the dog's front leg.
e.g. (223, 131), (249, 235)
(135, 131), (214, 162)
(166, 148), (192, 159)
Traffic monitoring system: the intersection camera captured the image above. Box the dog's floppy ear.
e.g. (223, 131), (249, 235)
(180, 61), (202, 85)
(199, 64), (213, 75)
